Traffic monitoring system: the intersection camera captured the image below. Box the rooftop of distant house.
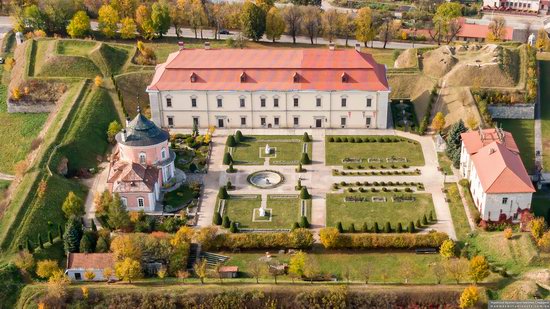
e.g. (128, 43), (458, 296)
(67, 253), (115, 270)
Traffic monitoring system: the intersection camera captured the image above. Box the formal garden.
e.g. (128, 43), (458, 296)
(224, 132), (312, 166)
(325, 135), (424, 168)
(326, 192), (436, 232)
(171, 129), (213, 173)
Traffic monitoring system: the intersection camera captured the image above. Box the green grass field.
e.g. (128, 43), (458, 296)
(164, 184), (194, 212)
(115, 71), (155, 117)
(56, 40), (97, 56)
(325, 136), (424, 168)
(497, 119), (535, 173)
(228, 135), (311, 165)
(326, 192), (435, 230)
(539, 61), (550, 171)
(445, 183), (471, 241)
(437, 152), (453, 175)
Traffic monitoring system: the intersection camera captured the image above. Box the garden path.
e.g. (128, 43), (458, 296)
(82, 161), (110, 228)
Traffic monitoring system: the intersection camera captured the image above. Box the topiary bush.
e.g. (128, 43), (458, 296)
(361, 222), (368, 233)
(226, 135), (237, 147)
(336, 222), (344, 233)
(218, 186), (229, 199)
(301, 153), (311, 165)
(303, 132), (311, 142)
(397, 223), (403, 233)
(329, 137), (334, 142)
(384, 222), (392, 233)
(300, 187), (311, 199)
(300, 216), (310, 228)
(349, 223), (356, 233)
(223, 152), (233, 165)
(213, 212), (222, 225)
(292, 222), (300, 230)
(373, 222), (380, 233)
(229, 221), (239, 233)
(408, 221), (416, 233)
(235, 130), (244, 143)
(222, 216), (231, 228)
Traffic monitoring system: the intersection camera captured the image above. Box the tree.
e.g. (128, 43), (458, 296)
(194, 227), (218, 251)
(120, 17), (137, 39)
(429, 2), (462, 45)
(487, 17), (506, 42)
(282, 5), (303, 44)
(64, 216), (83, 253)
(538, 231), (550, 252)
(303, 255), (320, 283)
(157, 265), (168, 282)
(432, 262), (446, 284)
(222, 216), (231, 228)
(218, 186), (229, 199)
(189, 0), (208, 39)
(300, 187), (311, 199)
(79, 233), (94, 253)
(107, 121), (122, 144)
(22, 5), (47, 32)
(378, 14), (400, 49)
(96, 236), (109, 253)
(84, 270), (96, 281)
(361, 262), (372, 284)
(151, 0), (171, 38)
(38, 234), (44, 249)
(401, 260), (418, 284)
(37, 260), (61, 279)
(194, 259), (208, 284)
(62, 191), (84, 218)
(266, 7), (285, 42)
(47, 270), (70, 300)
(229, 221), (239, 233)
(67, 11), (91, 38)
(98, 5), (119, 38)
(503, 227), (513, 240)
(223, 152), (233, 165)
(445, 258), (468, 284)
(459, 285), (479, 309)
(115, 258), (142, 283)
(248, 260), (265, 283)
(300, 153), (311, 165)
(213, 212), (222, 225)
(445, 120), (467, 168)
(431, 112), (446, 133)
(468, 255), (490, 284)
(301, 6), (322, 45)
(48, 231), (54, 244)
(339, 13), (356, 47)
(268, 261), (284, 284)
(135, 4), (155, 39)
(440, 239), (455, 259)
(323, 9), (341, 43)
(288, 251), (306, 279)
(536, 28), (550, 51)
(290, 228), (314, 248)
(110, 234), (142, 261)
(240, 1), (266, 42)
(319, 227), (340, 249)
(466, 115), (478, 130)
(226, 135), (237, 147)
(177, 270), (190, 283)
(529, 217), (546, 239)
(299, 216), (310, 228)
(355, 7), (375, 47)
(107, 194), (131, 230)
(15, 250), (35, 274)
(103, 267), (114, 281)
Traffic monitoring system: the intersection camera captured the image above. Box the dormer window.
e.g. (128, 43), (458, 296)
(190, 73), (197, 83)
(240, 72), (247, 83)
(139, 152), (146, 165)
(293, 72), (299, 83)
(341, 73), (348, 83)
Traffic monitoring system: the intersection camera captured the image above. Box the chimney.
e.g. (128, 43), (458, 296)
(178, 41), (184, 50)
(204, 42), (211, 50)
(329, 42), (335, 51)
(355, 43), (361, 52)
(121, 129), (127, 142)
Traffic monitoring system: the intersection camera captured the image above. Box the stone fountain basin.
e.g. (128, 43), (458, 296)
(247, 170), (284, 189)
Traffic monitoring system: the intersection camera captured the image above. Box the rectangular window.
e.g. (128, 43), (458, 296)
(316, 98), (321, 107)
(274, 117), (279, 126)
(502, 198), (508, 204)
(293, 98), (299, 107)
(74, 273), (82, 280)
(274, 98), (279, 107)
(191, 98), (197, 107)
(366, 98), (372, 107)
(366, 117), (372, 127)
(261, 117), (266, 126)
(341, 98), (347, 107)
(192, 117), (199, 126)
(166, 98), (172, 107)
(341, 117), (346, 127)
(293, 117), (299, 126)
(217, 98), (223, 107)
(241, 117), (246, 126)
(261, 98), (266, 107)
(240, 98), (245, 107)
(167, 116), (174, 126)
(138, 198), (144, 208)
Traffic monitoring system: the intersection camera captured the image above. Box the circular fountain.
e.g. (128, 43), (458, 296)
(247, 170), (284, 189)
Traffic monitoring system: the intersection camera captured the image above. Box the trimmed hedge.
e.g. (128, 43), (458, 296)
(321, 229), (448, 249)
(212, 229), (314, 250)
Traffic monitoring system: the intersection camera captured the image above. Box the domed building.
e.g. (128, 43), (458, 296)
(107, 108), (176, 212)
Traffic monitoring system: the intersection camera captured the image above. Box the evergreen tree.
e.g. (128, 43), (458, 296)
(222, 216), (231, 228)
(445, 120), (467, 168)
(218, 186), (229, 199)
(235, 130), (244, 143)
(64, 216), (83, 253)
(408, 221), (416, 233)
(303, 132), (311, 142)
(349, 223), (356, 233)
(416, 219), (422, 228)
(48, 231), (54, 244)
(422, 214), (429, 225)
(373, 222), (380, 233)
(58, 224), (64, 240)
(62, 191), (84, 218)
(300, 216), (310, 228)
(79, 233), (94, 253)
(107, 194), (131, 230)
(91, 220), (97, 232)
(300, 153), (312, 165)
(429, 211), (435, 222)
(96, 236), (109, 253)
(226, 135), (237, 147)
(296, 179), (302, 190)
(300, 187), (311, 199)
(361, 222), (368, 232)
(336, 222), (344, 233)
(223, 153), (233, 165)
(384, 222), (392, 233)
(229, 222), (239, 233)
(226, 180), (232, 190)
(26, 239), (33, 253)
(397, 222), (403, 233)
(151, 0), (171, 38)
(213, 212), (222, 225)
(227, 163), (236, 173)
(292, 222), (300, 230)
(38, 234), (44, 249)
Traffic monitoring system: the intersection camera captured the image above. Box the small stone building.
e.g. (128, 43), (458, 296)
(65, 253), (117, 281)
(218, 266), (239, 278)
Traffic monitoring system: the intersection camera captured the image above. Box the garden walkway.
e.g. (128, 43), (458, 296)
(0, 172), (14, 181)
(191, 128), (457, 240)
(82, 161), (110, 228)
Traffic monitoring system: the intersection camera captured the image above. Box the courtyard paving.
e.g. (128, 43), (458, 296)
(183, 128), (457, 240)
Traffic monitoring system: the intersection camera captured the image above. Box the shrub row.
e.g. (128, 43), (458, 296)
(344, 164), (410, 169)
(336, 181), (423, 187)
(418, 86), (438, 135)
(328, 136), (414, 143)
(342, 187), (415, 193)
(333, 170), (421, 176)
(321, 229), (448, 249)
(211, 229), (314, 250)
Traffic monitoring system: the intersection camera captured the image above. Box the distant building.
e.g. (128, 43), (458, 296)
(65, 253), (116, 281)
(218, 266), (239, 278)
(455, 19), (514, 42)
(107, 108), (176, 213)
(146, 44), (391, 130)
(482, 0), (541, 13)
(460, 128), (535, 222)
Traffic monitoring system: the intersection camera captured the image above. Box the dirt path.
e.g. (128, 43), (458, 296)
(432, 86), (482, 129)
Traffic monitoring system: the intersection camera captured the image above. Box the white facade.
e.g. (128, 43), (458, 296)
(65, 268), (117, 282)
(483, 0), (540, 11)
(148, 89), (390, 130)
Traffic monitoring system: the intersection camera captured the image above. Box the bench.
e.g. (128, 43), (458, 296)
(415, 248), (438, 254)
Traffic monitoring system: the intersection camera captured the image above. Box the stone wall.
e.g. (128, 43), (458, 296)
(488, 104), (535, 119)
(7, 99), (56, 113)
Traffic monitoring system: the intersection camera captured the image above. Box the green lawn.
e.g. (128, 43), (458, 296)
(539, 61), (550, 171)
(531, 191), (550, 223)
(497, 119), (535, 173)
(163, 184), (194, 212)
(325, 136), (424, 168)
(222, 251), (463, 284)
(219, 195), (308, 229)
(437, 152), (453, 175)
(0, 68), (48, 174)
(56, 40), (97, 56)
(227, 135), (311, 165)
(445, 183), (471, 241)
(326, 192), (435, 230)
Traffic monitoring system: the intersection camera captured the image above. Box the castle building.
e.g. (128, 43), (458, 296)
(146, 44), (391, 130)
(460, 128), (535, 222)
(107, 108), (175, 212)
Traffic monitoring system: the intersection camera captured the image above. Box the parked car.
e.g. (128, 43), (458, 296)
(219, 29), (230, 35)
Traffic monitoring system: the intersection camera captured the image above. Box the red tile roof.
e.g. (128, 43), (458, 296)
(147, 49), (389, 92)
(456, 18), (514, 41)
(67, 253), (115, 270)
(461, 129), (519, 155)
(108, 160), (159, 193)
(471, 142), (535, 194)
(219, 266), (239, 273)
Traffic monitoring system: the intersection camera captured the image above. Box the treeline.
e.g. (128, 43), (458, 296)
(10, 0), (422, 48)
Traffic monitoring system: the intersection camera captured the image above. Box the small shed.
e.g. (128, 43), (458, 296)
(65, 253), (117, 282)
(218, 266), (239, 278)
